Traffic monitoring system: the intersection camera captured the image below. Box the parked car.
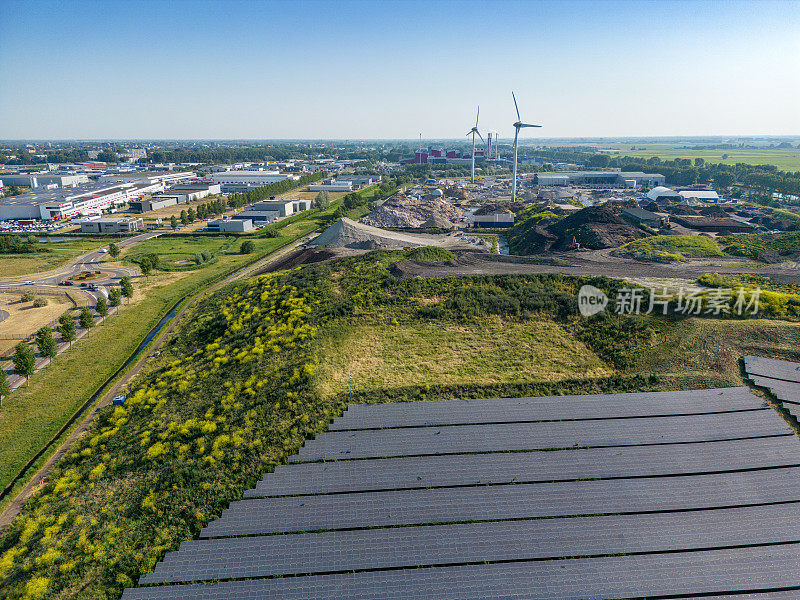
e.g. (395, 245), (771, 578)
(24, 280), (35, 285)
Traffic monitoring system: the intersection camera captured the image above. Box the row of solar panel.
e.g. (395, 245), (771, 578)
(143, 503), (800, 584)
(329, 387), (761, 430)
(745, 355), (800, 384)
(124, 543), (800, 600)
(290, 409), (786, 462)
(201, 467), (800, 538)
(745, 357), (800, 421)
(247, 435), (800, 497)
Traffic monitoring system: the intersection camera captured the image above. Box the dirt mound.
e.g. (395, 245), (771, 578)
(444, 186), (467, 200)
(310, 218), (440, 249)
(548, 205), (648, 250)
(699, 205), (730, 218)
(668, 205), (702, 216)
(361, 193), (465, 228)
(255, 248), (335, 274)
(421, 214), (455, 229)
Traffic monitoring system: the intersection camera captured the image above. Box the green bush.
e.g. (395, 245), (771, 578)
(406, 246), (455, 263)
(620, 235), (723, 260)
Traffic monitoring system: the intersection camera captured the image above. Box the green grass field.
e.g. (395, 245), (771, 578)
(318, 317), (611, 398)
(0, 238), (108, 278)
(605, 144), (800, 171)
(122, 235), (235, 270)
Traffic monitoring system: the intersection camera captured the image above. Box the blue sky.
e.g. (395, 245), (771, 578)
(0, 0), (798, 139)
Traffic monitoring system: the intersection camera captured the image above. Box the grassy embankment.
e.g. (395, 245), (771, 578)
(617, 234), (724, 262)
(0, 194), (362, 506)
(1, 250), (799, 599)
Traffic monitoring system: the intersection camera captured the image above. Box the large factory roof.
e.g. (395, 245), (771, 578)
(0, 181), (155, 207)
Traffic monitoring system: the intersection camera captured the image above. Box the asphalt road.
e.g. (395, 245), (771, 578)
(0, 229), (163, 303)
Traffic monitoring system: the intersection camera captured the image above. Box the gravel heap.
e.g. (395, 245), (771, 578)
(309, 218), (436, 249)
(361, 194), (465, 228)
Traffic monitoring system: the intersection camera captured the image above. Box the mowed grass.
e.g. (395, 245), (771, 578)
(317, 316), (612, 398)
(626, 317), (800, 389)
(0, 238), (106, 278)
(0, 292), (71, 355)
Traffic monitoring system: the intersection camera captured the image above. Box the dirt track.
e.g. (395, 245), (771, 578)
(390, 250), (800, 286)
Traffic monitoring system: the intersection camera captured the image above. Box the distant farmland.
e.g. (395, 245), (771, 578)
(605, 144), (800, 171)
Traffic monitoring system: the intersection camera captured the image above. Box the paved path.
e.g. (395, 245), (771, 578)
(0, 236), (311, 532)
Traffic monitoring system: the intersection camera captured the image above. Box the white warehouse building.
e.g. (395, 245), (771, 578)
(0, 181), (164, 220)
(209, 171), (299, 186)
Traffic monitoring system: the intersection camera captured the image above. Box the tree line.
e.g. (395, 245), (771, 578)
(0, 277), (133, 403)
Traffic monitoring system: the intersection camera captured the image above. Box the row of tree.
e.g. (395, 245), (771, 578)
(0, 276), (134, 403)
(525, 148), (800, 195)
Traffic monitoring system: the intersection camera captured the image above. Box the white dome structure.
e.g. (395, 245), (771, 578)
(646, 186), (680, 202)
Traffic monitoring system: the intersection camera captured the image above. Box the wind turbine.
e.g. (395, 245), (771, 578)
(511, 92), (541, 201)
(466, 105), (484, 184)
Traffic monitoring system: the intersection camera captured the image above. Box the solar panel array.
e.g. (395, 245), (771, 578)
(123, 387), (800, 599)
(745, 355), (800, 421)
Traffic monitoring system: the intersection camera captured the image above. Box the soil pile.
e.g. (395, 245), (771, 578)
(548, 205), (648, 250)
(361, 193), (465, 228)
(310, 218), (437, 249)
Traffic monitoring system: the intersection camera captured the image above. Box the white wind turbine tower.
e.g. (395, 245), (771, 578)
(511, 92), (541, 201)
(466, 105), (484, 184)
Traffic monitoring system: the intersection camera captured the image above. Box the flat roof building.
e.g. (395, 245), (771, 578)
(679, 190), (721, 203)
(0, 173), (90, 188)
(622, 207), (663, 227)
(207, 218), (253, 233)
(535, 171), (665, 188)
(80, 216), (143, 234)
(232, 210), (279, 223)
(0, 181), (164, 221)
(209, 171), (297, 186)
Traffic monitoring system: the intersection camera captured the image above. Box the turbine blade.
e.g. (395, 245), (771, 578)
(476, 105), (480, 127)
(520, 123), (542, 128)
(476, 131), (485, 144)
(513, 128), (519, 148)
(512, 92), (520, 121)
(467, 131), (473, 137)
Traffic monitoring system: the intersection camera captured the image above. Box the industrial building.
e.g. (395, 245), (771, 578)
(0, 181), (164, 220)
(534, 171), (666, 188)
(207, 218), (253, 233)
(622, 207), (664, 228)
(307, 179), (354, 192)
(0, 172), (90, 188)
(335, 175), (382, 188)
(231, 210), (279, 223)
(209, 171), (298, 187)
(646, 186), (681, 202)
(168, 183), (221, 200)
(97, 171), (196, 186)
(471, 210), (515, 228)
(401, 148), (485, 165)
(80, 216), (144, 234)
(679, 190), (721, 203)
(130, 195), (185, 212)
